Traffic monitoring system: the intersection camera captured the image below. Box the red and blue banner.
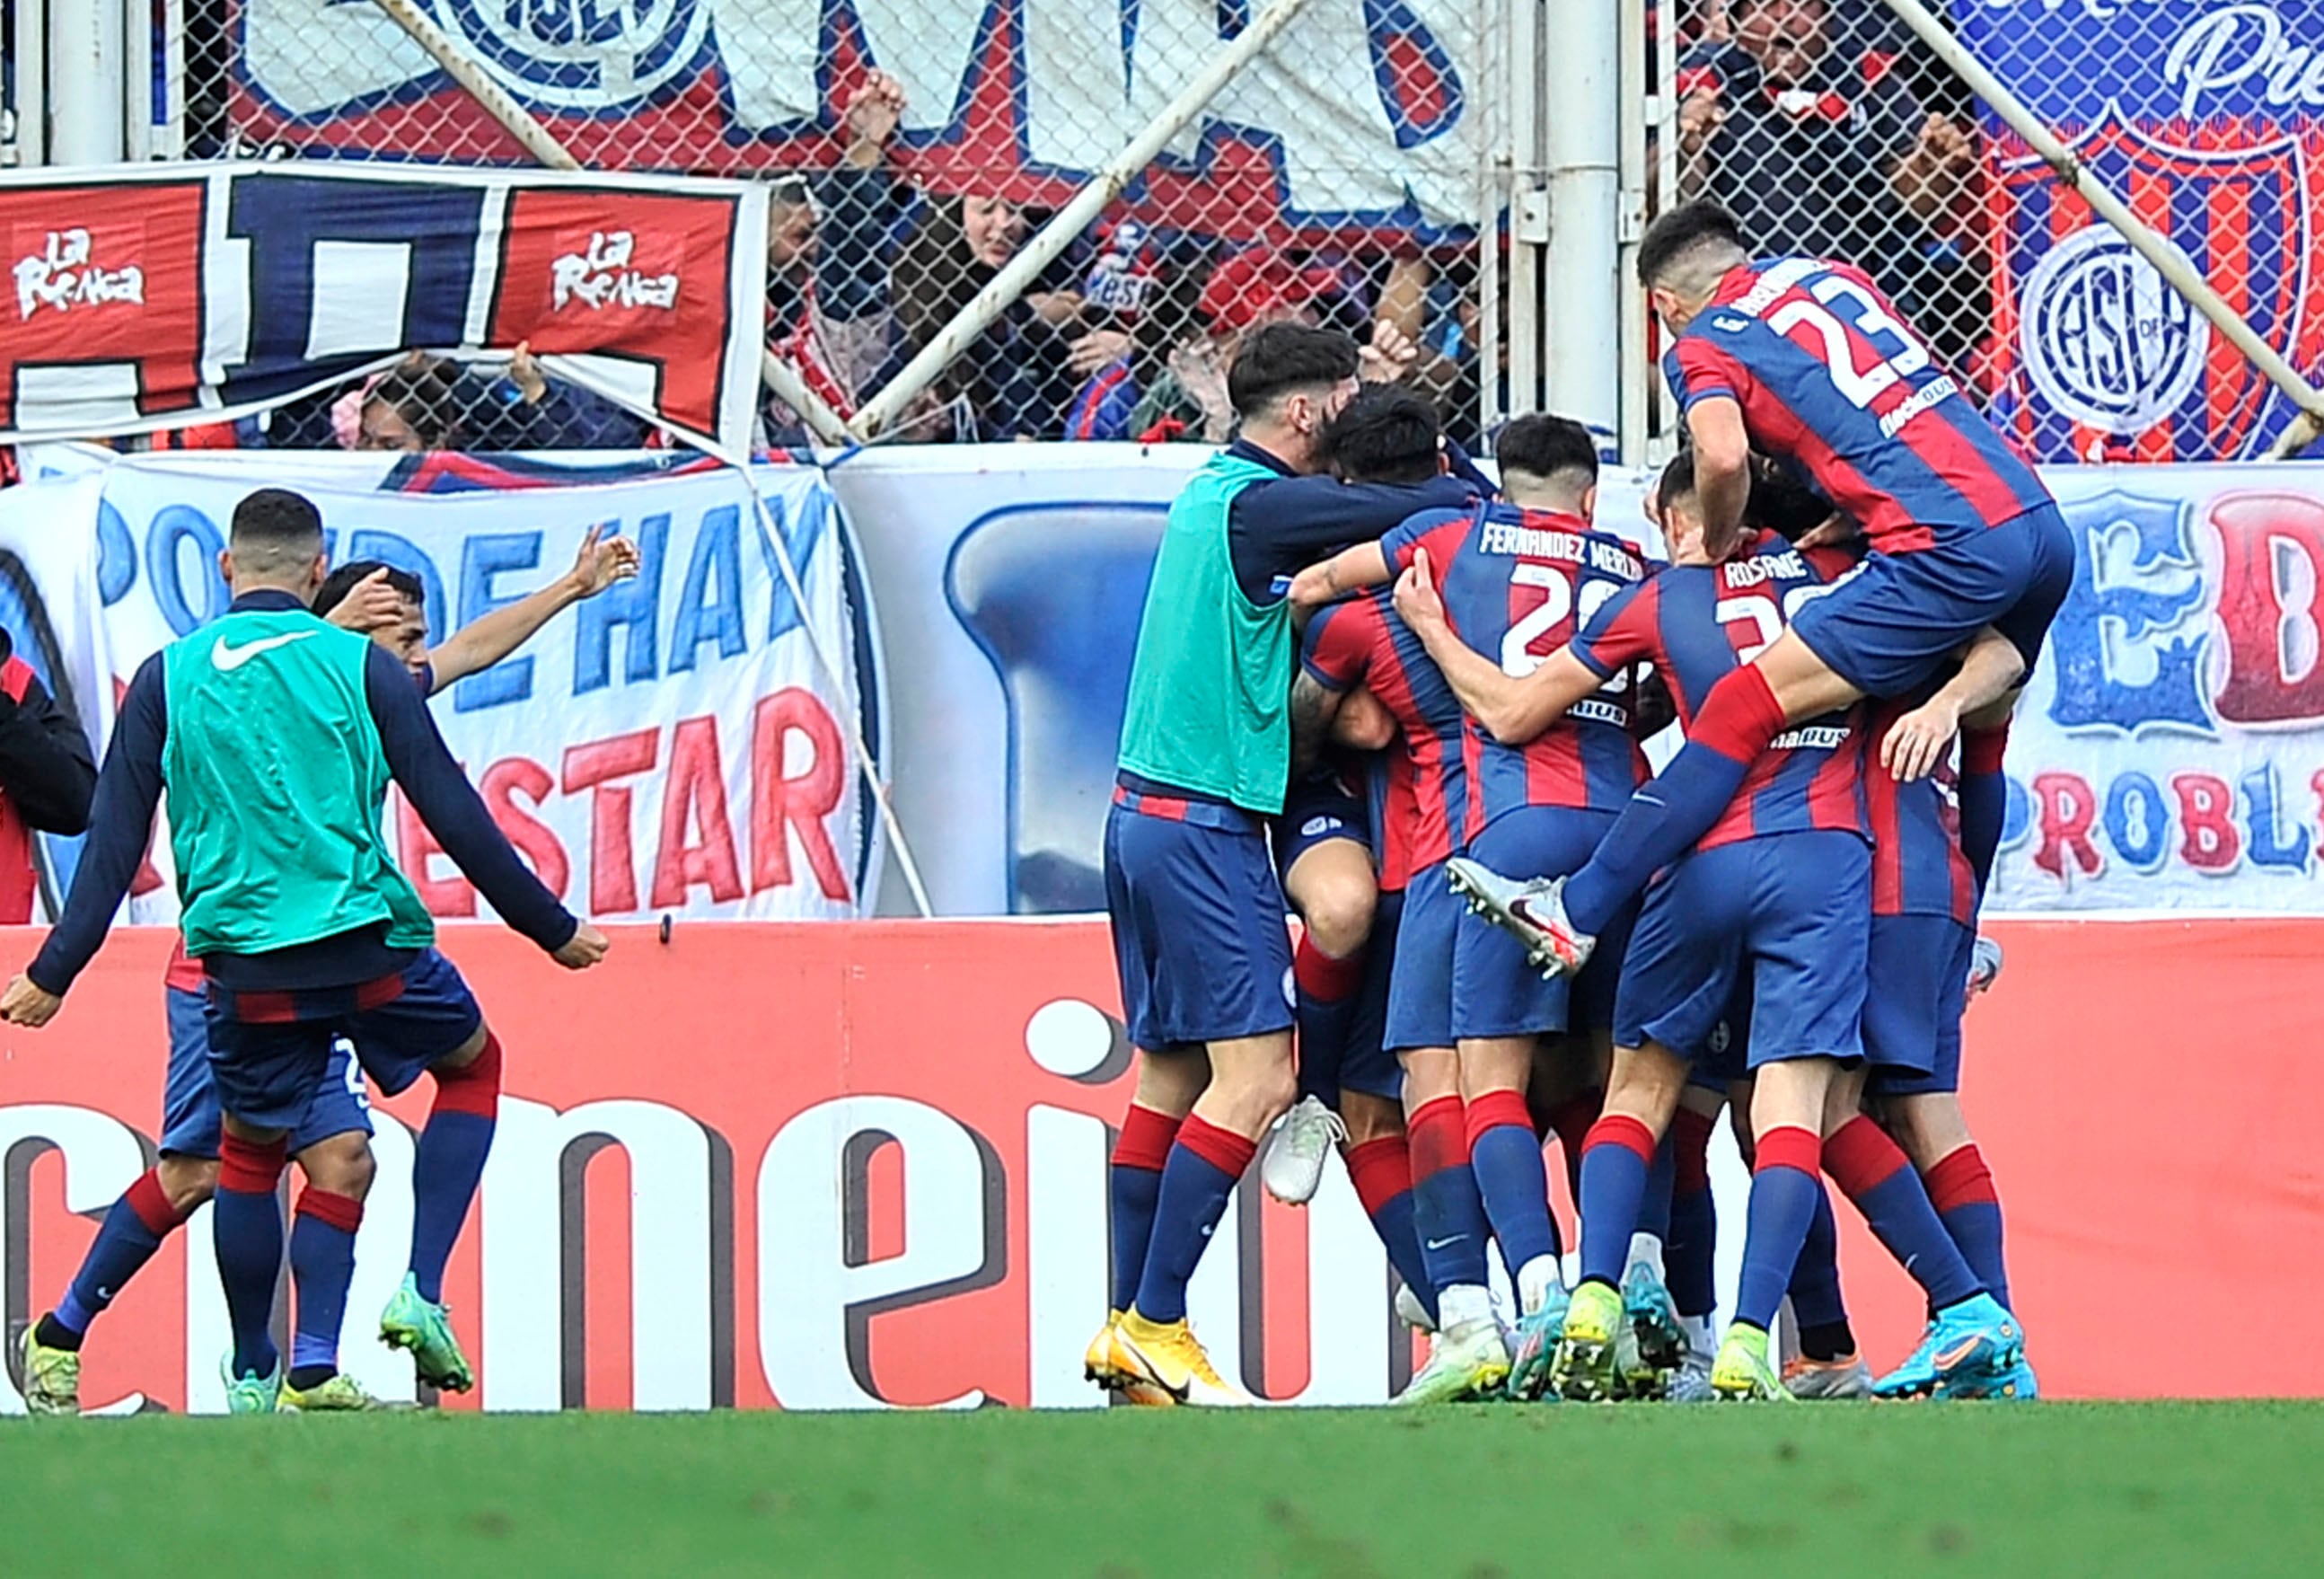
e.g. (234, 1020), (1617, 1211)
(0, 163), (768, 454)
(1962, 1), (2324, 461)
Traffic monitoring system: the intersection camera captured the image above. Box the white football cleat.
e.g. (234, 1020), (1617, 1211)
(1393, 1318), (1510, 1406)
(1395, 1283), (1438, 1335)
(1446, 860), (1596, 978)
(1260, 1095), (1346, 1206)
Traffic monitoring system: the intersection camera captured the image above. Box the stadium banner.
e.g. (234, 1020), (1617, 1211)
(822, 446), (2324, 917)
(0, 917), (2313, 1413)
(0, 163), (768, 454)
(226, 0), (1478, 238)
(1959, 0), (2324, 463)
(0, 450), (881, 923)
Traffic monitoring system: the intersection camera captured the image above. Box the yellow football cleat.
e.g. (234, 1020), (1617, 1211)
(1711, 1324), (1795, 1402)
(1114, 1311), (1254, 1407)
(277, 1372), (411, 1412)
(1083, 1311), (1175, 1407)
(1549, 1279), (1625, 1403)
(19, 1326), (81, 1418)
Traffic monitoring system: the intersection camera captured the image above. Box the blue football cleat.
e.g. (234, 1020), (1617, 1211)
(1871, 1293), (2023, 1399)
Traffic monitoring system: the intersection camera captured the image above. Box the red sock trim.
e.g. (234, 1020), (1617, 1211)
(1671, 1107), (1715, 1195)
(123, 1168), (189, 1235)
(1924, 1144), (1999, 1213)
(1176, 1114), (1258, 1179)
(1343, 1135), (1413, 1217)
(294, 1187), (365, 1234)
(1584, 1113), (1658, 1167)
(1463, 1088), (1535, 1150)
(1822, 1115), (1909, 1195)
(1961, 724), (2011, 776)
(1407, 1095), (1468, 1181)
(1112, 1104), (1183, 1172)
(430, 1033), (503, 1119)
(1546, 1089), (1605, 1160)
(216, 1133), (288, 1195)
(1754, 1125), (1822, 1178)
(1292, 935), (1365, 1002)
(1692, 664), (1788, 763)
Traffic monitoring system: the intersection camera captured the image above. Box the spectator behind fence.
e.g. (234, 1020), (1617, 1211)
(1059, 224), (1210, 442)
(1677, 0), (1982, 368)
(1122, 250), (1352, 445)
(760, 70), (911, 443)
(345, 347), (649, 452)
(889, 191), (1089, 441)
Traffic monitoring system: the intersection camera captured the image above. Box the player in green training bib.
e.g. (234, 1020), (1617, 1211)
(1089, 325), (1484, 1406)
(3, 488), (610, 1413)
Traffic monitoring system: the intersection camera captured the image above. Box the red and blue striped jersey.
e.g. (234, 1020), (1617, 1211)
(1303, 587), (1471, 876)
(1570, 531), (1870, 851)
(1380, 501), (1651, 827)
(1864, 697), (1976, 923)
(1664, 257), (2054, 553)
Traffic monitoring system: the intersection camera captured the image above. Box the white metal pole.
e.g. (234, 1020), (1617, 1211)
(1878, 0), (2324, 458)
(1505, 0), (1540, 417)
(18, 0), (48, 165)
(1475, 0), (1504, 436)
(851, 0), (1323, 437)
(124, 0), (153, 160)
(1615, 0), (1650, 463)
(365, 0), (858, 447)
(46, 0), (126, 163)
(1543, 0), (1621, 432)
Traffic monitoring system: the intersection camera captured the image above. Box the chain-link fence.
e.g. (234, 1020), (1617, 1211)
(1640, 0), (2324, 466)
(57, 0), (1496, 454)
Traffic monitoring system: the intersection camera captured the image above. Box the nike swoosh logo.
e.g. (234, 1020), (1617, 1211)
(1931, 1336), (1983, 1371)
(1126, 1345), (1192, 1404)
(1424, 1235), (1467, 1251)
(211, 629), (319, 671)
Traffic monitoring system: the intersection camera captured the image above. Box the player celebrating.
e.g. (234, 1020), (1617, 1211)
(1292, 414), (1652, 1393)
(1457, 199), (2075, 982)
(1406, 454), (2023, 1400)
(1090, 327), (1475, 1407)
(14, 530), (638, 1416)
(1, 489), (608, 1415)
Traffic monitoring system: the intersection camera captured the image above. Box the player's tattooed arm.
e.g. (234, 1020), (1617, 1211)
(1287, 541), (1391, 609)
(1882, 626), (2027, 781)
(1683, 395), (1753, 558)
(427, 525), (642, 692)
(1289, 672), (1345, 777)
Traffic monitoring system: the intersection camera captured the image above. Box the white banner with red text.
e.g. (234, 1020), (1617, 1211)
(0, 448), (880, 924)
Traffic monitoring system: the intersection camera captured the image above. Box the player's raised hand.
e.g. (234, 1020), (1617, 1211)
(567, 525), (643, 600)
(551, 922), (612, 971)
(322, 567), (406, 635)
(1, 973), (63, 1028)
(1393, 547), (1448, 634)
(1881, 692), (1961, 782)
(1358, 322), (1419, 385)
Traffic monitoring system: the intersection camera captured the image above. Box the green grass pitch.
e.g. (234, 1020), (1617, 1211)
(6, 1403), (2320, 1576)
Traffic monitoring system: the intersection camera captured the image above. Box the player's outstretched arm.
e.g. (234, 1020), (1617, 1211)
(362, 645), (605, 968)
(1393, 548), (1597, 745)
(11, 657), (172, 1021)
(0, 667), (97, 834)
(1288, 542), (1391, 608)
(1684, 395), (1753, 557)
(427, 525), (642, 693)
(1882, 627), (2028, 782)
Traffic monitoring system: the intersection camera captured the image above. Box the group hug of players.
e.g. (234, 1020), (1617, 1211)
(1086, 200), (2070, 1407)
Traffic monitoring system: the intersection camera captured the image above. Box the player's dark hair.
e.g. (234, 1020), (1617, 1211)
(1495, 414), (1599, 488)
(1635, 199), (1748, 289)
(229, 488), (324, 579)
(1324, 385), (1442, 484)
(1227, 322), (1360, 419)
(313, 559), (425, 619)
(1654, 449), (1697, 517)
(1745, 454), (1843, 543)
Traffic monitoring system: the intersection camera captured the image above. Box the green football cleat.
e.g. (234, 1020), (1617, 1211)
(380, 1274), (474, 1393)
(1709, 1324), (1793, 1402)
(19, 1326), (81, 1417)
(1506, 1289), (1571, 1401)
(222, 1354), (284, 1416)
(1392, 1318), (1510, 1406)
(278, 1372), (409, 1413)
(1549, 1280), (1625, 1403)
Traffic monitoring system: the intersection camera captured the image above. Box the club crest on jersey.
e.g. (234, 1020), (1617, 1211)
(2003, 119), (2309, 458)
